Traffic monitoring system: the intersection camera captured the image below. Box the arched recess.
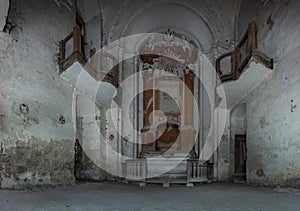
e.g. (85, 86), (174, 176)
(108, 1), (227, 160)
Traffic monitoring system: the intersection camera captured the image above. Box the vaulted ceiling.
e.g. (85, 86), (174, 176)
(77, 0), (241, 57)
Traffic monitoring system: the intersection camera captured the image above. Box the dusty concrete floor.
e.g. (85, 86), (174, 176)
(0, 182), (299, 211)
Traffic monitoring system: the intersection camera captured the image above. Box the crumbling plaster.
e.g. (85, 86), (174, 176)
(238, 0), (300, 187)
(0, 0), (76, 188)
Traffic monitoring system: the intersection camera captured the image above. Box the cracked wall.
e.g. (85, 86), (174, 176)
(75, 94), (107, 181)
(238, 0), (300, 187)
(0, 0), (75, 189)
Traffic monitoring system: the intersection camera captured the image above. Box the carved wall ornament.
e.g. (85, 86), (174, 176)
(152, 57), (186, 77)
(19, 104), (29, 114)
(59, 115), (66, 125)
(140, 29), (198, 66)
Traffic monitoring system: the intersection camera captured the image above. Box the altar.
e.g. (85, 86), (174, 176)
(124, 31), (209, 185)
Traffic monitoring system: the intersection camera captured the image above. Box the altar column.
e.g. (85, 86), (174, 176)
(181, 72), (195, 152)
(141, 67), (156, 152)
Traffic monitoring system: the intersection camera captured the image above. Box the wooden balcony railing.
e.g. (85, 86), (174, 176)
(216, 22), (274, 83)
(59, 25), (87, 74)
(59, 23), (118, 87)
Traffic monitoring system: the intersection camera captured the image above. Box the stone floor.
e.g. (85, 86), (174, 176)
(0, 182), (299, 211)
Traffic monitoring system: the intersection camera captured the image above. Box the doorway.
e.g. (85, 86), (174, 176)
(234, 134), (247, 181)
(231, 103), (247, 182)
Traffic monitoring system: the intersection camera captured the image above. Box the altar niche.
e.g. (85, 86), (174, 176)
(140, 57), (196, 156)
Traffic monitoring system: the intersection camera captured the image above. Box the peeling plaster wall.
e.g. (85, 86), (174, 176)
(0, 0), (75, 188)
(77, 0), (103, 54)
(76, 94), (107, 181)
(216, 110), (231, 181)
(238, 0), (300, 187)
(84, 14), (102, 55)
(0, 0), (10, 31)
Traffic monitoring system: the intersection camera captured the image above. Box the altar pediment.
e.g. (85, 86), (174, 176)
(140, 30), (198, 66)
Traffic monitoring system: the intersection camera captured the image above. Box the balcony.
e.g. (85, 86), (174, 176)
(59, 26), (118, 106)
(216, 22), (274, 109)
(58, 17), (118, 106)
(59, 13), (87, 74)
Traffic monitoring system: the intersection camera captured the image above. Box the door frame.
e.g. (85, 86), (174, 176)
(234, 134), (247, 181)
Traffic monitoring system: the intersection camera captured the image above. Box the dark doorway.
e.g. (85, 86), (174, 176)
(234, 134), (247, 182)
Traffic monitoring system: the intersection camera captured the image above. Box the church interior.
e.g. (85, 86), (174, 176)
(0, 0), (300, 210)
